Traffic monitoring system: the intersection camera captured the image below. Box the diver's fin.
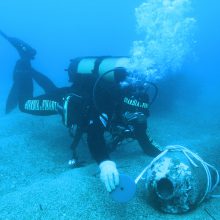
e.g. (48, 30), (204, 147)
(0, 30), (36, 59)
(0, 30), (9, 40)
(31, 70), (57, 93)
(5, 83), (19, 114)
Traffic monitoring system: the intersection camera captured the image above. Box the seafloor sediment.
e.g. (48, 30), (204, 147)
(0, 101), (219, 220)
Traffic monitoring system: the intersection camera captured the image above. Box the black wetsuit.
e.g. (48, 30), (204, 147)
(7, 58), (161, 165)
(2, 31), (160, 166)
(9, 60), (160, 163)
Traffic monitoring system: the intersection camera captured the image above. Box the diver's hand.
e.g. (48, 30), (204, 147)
(99, 160), (119, 192)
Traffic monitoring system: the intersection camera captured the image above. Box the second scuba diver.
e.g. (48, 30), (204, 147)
(1, 31), (161, 192)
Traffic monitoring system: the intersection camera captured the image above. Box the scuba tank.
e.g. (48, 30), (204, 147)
(67, 56), (130, 83)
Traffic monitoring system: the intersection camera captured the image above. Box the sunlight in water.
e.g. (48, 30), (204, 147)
(129, 0), (197, 80)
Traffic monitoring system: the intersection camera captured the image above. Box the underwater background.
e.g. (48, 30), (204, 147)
(0, 0), (219, 219)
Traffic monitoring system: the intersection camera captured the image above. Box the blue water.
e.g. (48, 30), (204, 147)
(0, 0), (143, 87)
(0, 0), (219, 218)
(0, 0), (219, 100)
(0, 0), (219, 87)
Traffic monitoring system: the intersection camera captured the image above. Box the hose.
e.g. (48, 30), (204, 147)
(92, 68), (120, 121)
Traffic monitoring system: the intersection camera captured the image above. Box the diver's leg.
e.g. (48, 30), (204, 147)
(19, 87), (72, 116)
(31, 69), (57, 93)
(6, 57), (71, 115)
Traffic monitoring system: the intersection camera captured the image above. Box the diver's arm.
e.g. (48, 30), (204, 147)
(87, 119), (110, 163)
(87, 118), (119, 192)
(134, 123), (161, 157)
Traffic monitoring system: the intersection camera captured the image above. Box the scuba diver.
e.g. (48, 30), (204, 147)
(1, 31), (161, 193)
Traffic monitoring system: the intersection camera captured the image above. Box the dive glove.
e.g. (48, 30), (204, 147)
(99, 160), (119, 192)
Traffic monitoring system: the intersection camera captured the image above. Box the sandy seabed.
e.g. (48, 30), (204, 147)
(0, 101), (219, 220)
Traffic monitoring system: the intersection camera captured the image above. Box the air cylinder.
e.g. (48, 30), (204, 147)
(67, 56), (130, 82)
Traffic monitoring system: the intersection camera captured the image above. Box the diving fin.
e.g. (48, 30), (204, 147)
(5, 83), (19, 114)
(0, 30), (9, 40)
(5, 62), (34, 114)
(0, 30), (36, 59)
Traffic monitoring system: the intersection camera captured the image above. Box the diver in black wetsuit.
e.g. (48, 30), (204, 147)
(1, 31), (161, 192)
